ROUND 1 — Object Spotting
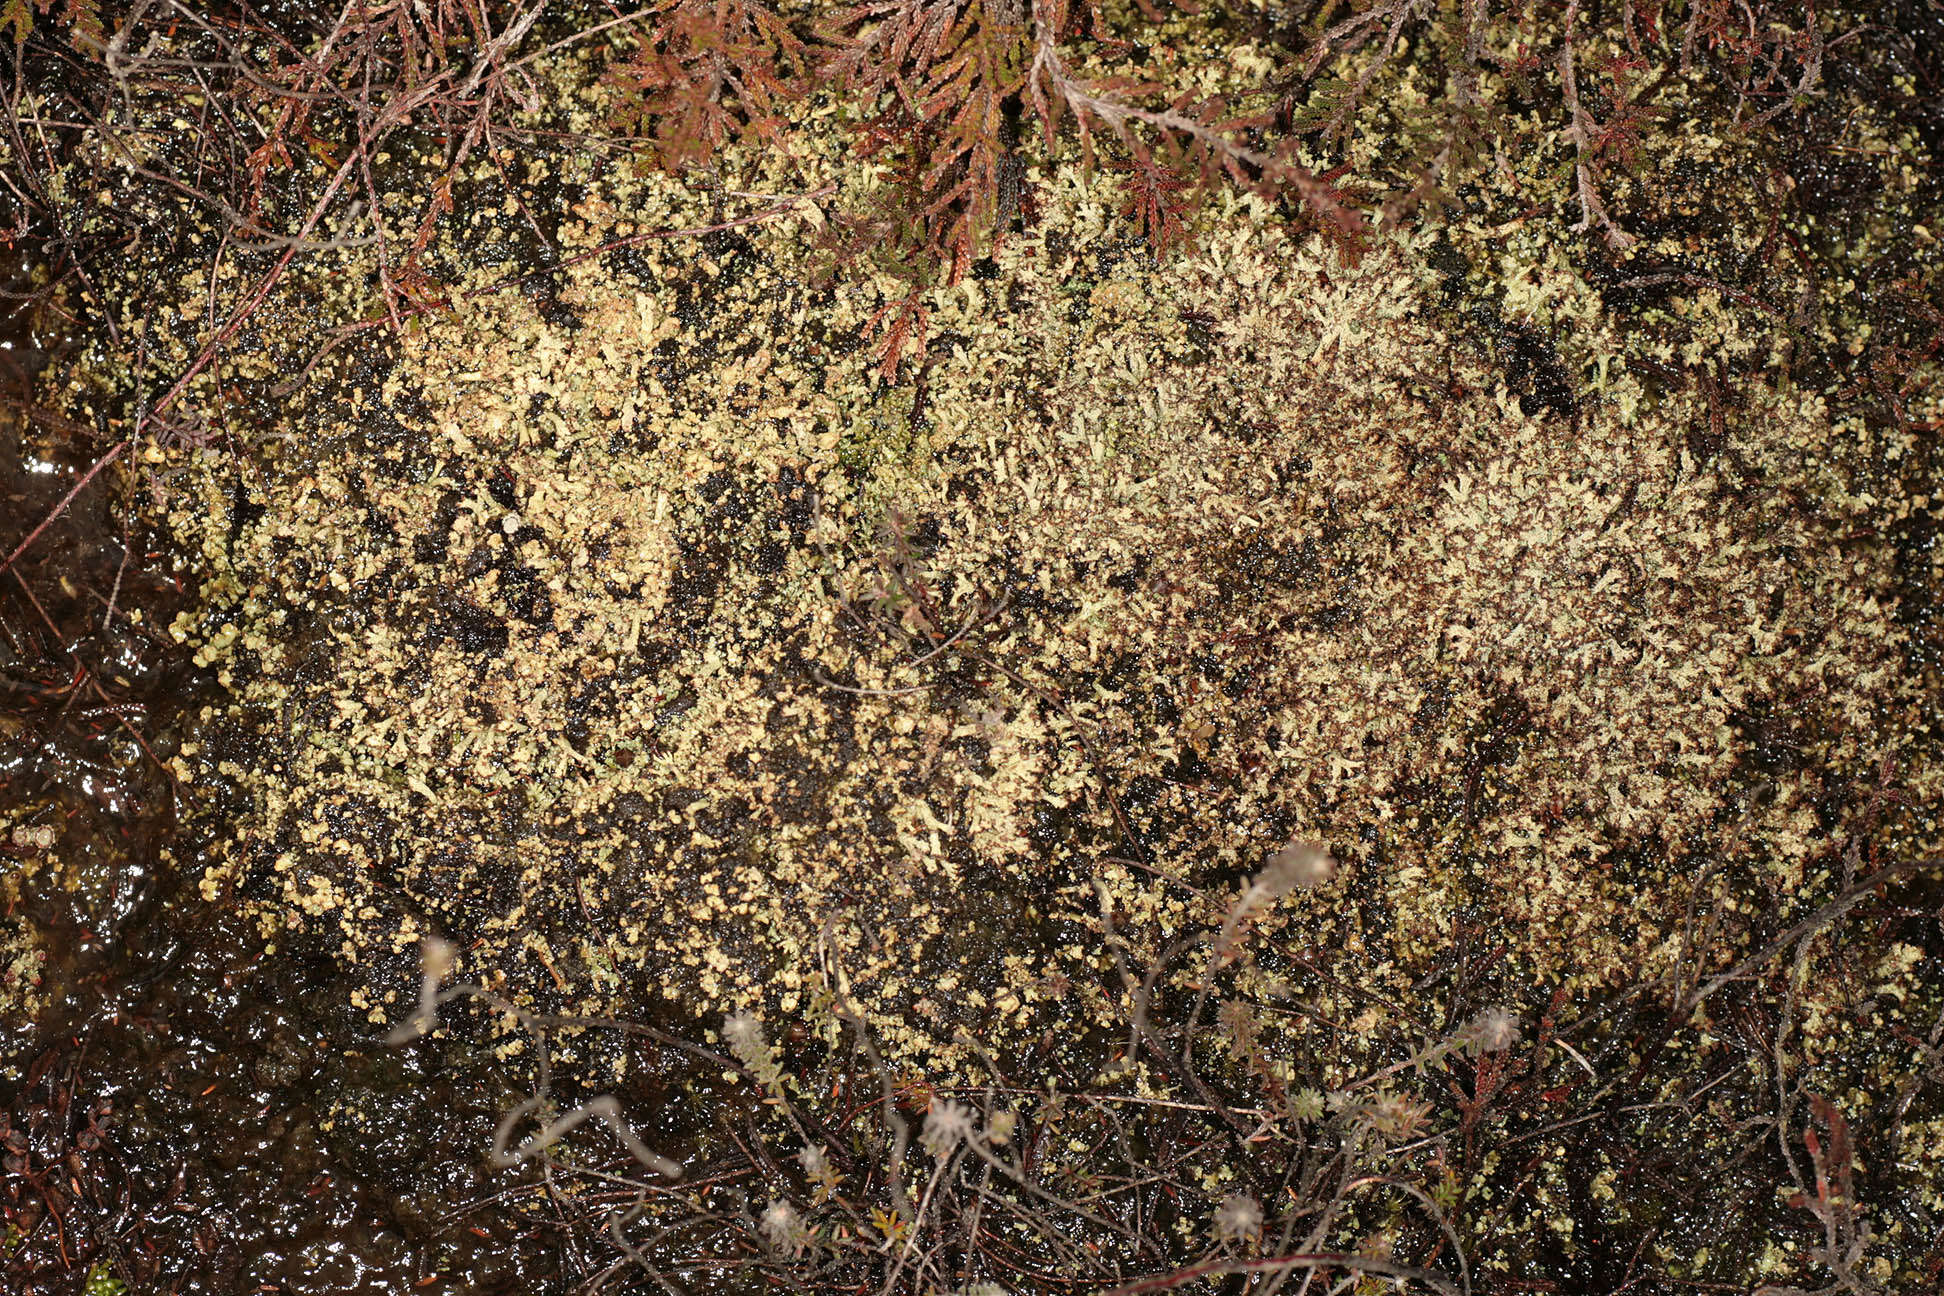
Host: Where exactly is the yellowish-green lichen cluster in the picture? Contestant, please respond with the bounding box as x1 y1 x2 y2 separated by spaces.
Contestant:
132 70 1935 1081
0 820 54 1020
10 3 1944 1288
7 9 1935 1286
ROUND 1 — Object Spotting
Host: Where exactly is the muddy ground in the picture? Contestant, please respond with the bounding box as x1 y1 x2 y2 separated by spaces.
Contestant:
5 5 1944 1295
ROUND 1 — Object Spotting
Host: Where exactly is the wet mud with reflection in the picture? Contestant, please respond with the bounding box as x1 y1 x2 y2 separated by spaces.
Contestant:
0 271 592 1294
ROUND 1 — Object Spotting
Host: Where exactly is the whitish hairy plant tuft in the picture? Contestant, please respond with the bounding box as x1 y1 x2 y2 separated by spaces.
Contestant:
1260 840 1337 894
799 1142 841 1200
1464 1005 1522 1054
760 1199 807 1253
1208 840 1339 968
1213 1193 1263 1242
725 1011 787 1098
920 1099 976 1158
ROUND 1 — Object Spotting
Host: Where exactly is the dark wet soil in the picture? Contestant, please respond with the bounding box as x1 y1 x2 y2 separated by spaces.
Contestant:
0 290 584 1295
0 365 740 1292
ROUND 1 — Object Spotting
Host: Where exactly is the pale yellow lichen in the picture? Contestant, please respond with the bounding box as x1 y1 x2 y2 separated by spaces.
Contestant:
106 36 1936 1095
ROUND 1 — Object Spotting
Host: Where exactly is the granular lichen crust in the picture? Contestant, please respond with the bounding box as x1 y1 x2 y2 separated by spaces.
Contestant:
141 96 1934 1075
0 821 55 1021
12 3 1944 1290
